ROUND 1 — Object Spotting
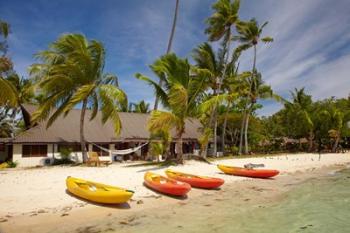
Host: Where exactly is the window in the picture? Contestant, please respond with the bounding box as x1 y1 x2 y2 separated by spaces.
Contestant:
23 145 47 157
92 144 109 156
58 144 83 152
0 144 5 152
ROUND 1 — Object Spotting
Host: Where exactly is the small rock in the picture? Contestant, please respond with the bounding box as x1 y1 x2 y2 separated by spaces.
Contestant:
119 221 128 225
0 218 8 223
61 213 69 217
37 209 46 214
137 200 144 204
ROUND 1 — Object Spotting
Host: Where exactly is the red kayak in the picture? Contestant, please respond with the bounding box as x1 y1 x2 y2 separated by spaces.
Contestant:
218 164 279 178
165 169 224 189
144 171 191 196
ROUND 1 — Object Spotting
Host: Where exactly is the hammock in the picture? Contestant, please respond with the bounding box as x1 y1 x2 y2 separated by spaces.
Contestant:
90 142 148 155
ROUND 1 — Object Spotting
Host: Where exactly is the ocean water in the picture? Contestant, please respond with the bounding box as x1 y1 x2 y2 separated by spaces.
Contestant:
116 169 350 233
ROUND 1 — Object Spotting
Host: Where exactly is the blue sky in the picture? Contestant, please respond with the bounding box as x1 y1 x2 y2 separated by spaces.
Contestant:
1 0 350 115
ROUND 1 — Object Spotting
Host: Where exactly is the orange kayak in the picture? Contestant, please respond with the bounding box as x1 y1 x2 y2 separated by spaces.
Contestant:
218 164 279 178
144 172 191 196
165 169 224 189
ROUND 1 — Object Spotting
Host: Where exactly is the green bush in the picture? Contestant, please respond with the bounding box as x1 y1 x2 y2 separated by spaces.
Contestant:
0 161 18 168
53 148 74 165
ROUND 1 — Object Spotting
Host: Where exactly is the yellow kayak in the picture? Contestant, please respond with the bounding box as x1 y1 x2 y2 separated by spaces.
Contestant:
66 176 134 204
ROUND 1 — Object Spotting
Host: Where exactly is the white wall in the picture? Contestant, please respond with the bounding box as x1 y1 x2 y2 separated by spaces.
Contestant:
11 143 117 167
13 144 49 167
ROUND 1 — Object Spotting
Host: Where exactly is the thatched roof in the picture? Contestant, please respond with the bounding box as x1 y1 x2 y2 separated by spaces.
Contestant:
10 105 201 144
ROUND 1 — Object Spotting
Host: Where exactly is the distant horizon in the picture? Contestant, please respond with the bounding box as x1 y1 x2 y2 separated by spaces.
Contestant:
1 0 350 116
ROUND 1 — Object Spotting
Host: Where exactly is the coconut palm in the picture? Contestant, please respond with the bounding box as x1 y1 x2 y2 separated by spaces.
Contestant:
235 18 273 154
5 74 35 128
242 72 279 153
192 42 224 157
204 0 240 156
154 0 180 110
0 20 17 107
136 53 207 163
131 100 150 113
29 34 127 162
285 88 314 151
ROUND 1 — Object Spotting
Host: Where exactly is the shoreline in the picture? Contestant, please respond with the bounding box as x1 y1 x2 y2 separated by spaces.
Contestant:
0 153 350 232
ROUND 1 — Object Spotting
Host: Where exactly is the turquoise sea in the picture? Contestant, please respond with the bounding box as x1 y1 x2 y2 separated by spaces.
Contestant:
116 168 350 233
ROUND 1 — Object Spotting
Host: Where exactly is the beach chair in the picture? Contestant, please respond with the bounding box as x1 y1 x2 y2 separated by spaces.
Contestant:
86 152 111 167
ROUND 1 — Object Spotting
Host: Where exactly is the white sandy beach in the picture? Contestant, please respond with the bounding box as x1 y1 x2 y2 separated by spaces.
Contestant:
0 153 349 217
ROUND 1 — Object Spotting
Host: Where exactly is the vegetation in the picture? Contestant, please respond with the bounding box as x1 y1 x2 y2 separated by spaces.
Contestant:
29 34 127 162
154 0 180 110
136 53 207 163
0 160 18 169
52 147 75 165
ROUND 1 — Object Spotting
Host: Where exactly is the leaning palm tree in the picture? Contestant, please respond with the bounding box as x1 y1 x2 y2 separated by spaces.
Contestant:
154 0 180 110
204 0 240 156
235 18 273 154
29 34 127 162
136 53 207 163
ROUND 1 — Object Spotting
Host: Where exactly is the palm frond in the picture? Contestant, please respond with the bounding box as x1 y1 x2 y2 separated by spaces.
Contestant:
147 110 180 132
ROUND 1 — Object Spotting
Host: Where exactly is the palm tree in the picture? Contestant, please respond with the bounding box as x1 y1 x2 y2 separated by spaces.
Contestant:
242 72 279 153
0 20 17 107
235 18 273 154
192 42 224 157
154 0 180 110
29 34 127 162
136 53 207 163
285 88 314 151
5 74 35 128
0 20 10 55
204 0 240 156
131 100 150 113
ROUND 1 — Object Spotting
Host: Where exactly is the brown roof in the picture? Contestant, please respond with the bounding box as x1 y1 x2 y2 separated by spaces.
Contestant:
11 105 201 144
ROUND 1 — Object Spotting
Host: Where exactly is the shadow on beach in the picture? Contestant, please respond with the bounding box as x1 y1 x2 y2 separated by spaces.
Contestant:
142 183 188 200
65 190 131 209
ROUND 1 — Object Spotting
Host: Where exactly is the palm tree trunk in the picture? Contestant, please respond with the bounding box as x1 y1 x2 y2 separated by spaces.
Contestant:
176 128 184 164
212 30 232 157
332 132 340 153
308 131 314 152
154 0 180 110
200 89 217 158
80 99 88 162
238 112 245 155
213 117 218 156
244 108 251 154
242 45 257 155
19 104 31 129
244 103 253 154
221 102 231 154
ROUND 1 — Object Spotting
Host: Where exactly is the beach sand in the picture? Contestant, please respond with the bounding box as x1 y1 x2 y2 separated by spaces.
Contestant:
0 153 349 233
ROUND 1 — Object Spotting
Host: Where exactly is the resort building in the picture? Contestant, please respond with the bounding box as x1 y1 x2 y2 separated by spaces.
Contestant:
0 105 201 167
